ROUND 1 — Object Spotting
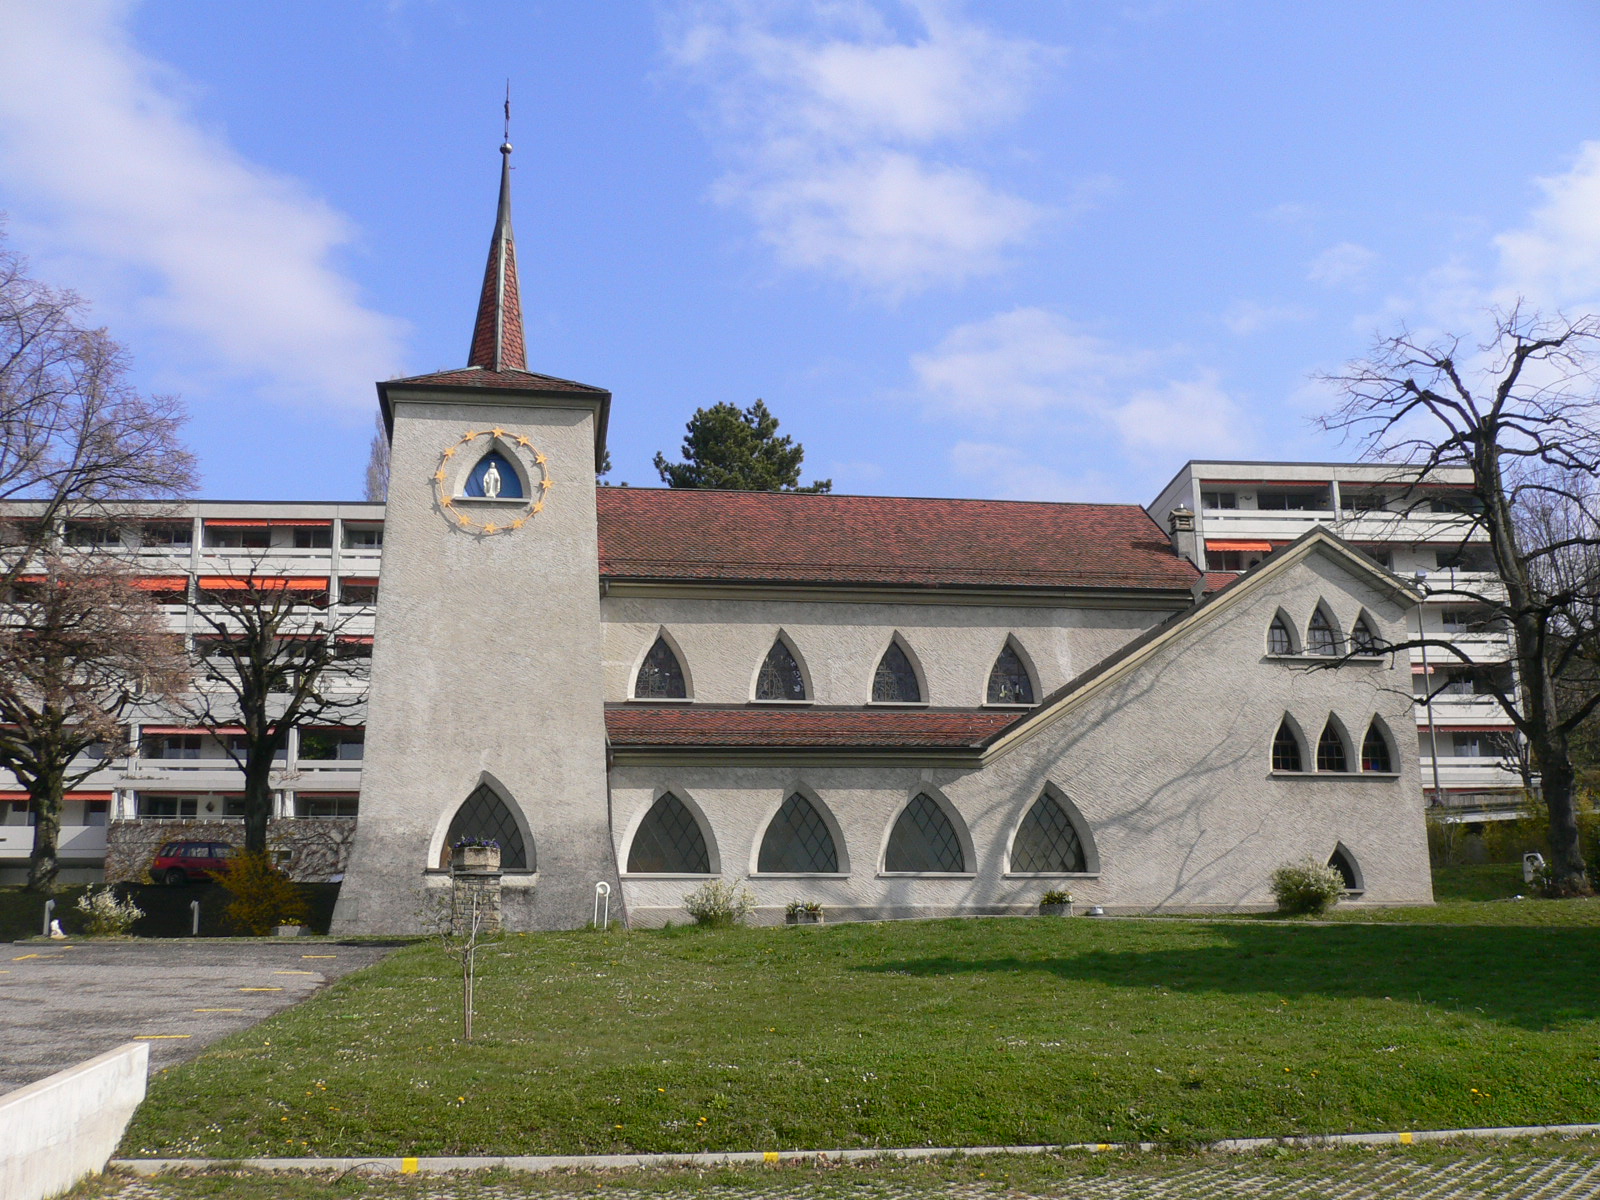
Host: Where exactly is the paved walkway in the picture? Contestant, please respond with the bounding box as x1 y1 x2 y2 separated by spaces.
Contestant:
0 939 395 1091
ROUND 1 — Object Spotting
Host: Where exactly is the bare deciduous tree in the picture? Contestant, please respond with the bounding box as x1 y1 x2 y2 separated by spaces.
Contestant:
1321 305 1600 895
364 413 390 502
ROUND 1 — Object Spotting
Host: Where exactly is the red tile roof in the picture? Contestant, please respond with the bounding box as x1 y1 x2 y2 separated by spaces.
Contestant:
387 366 607 393
1200 571 1239 595
596 489 1199 591
605 706 1017 748
467 148 527 374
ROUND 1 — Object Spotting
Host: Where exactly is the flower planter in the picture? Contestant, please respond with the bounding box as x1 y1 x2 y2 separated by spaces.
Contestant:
274 924 306 937
785 910 824 925
452 844 501 874
1039 902 1074 918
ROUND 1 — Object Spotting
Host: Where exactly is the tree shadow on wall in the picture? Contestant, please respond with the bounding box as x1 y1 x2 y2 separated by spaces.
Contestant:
859 922 1600 1033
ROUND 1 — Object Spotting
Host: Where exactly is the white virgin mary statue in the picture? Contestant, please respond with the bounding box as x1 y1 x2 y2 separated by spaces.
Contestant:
481 460 502 498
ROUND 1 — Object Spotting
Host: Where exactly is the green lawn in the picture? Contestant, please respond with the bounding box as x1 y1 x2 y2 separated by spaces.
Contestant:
123 911 1600 1160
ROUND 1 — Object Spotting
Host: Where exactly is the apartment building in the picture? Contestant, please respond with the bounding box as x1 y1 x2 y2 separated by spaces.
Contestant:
1150 461 1523 816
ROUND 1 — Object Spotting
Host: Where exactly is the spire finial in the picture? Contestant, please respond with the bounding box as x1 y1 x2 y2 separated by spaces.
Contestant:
501 80 511 154
467 97 527 374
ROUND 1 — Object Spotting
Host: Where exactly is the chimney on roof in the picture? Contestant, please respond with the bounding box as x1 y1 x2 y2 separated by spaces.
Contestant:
466 139 528 373
1167 506 1202 569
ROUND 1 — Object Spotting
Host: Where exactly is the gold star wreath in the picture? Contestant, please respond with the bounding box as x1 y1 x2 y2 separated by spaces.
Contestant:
432 429 551 535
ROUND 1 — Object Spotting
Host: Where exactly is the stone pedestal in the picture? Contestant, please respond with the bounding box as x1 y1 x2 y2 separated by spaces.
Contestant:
450 847 502 936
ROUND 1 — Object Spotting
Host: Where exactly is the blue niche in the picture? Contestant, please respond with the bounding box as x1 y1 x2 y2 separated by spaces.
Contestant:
463 451 523 499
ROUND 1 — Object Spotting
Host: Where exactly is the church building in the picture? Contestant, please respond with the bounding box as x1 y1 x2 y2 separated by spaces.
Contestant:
328 142 1433 933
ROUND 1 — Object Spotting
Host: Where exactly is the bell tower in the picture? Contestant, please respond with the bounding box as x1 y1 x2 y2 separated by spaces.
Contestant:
331 138 618 933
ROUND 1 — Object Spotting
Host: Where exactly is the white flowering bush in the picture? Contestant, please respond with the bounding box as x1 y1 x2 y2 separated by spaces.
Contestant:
74 886 144 936
1269 858 1346 916
683 877 756 928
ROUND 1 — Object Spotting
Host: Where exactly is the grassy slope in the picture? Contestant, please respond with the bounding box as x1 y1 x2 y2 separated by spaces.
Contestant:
124 911 1600 1159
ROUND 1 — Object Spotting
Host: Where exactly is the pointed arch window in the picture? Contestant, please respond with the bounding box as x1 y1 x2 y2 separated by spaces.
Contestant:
1361 722 1393 772
626 792 711 874
1272 720 1304 772
1306 609 1339 656
987 644 1035 704
1350 615 1379 655
635 637 687 699
872 641 921 703
1010 792 1087 873
445 783 530 869
1316 720 1349 772
1267 615 1294 656
755 640 807 701
757 793 839 873
464 451 523 499
885 794 966 873
1328 846 1359 890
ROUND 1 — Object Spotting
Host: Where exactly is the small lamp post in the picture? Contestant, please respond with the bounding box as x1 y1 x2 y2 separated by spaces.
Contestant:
1415 569 1445 805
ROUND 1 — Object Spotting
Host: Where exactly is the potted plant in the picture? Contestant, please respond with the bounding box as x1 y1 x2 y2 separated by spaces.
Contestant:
451 838 501 873
1039 888 1074 917
785 899 824 925
274 919 307 937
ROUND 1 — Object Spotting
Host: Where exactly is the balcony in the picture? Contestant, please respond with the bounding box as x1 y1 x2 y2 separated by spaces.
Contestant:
0 824 107 861
1199 507 1484 545
1419 694 1514 724
1409 633 1512 665
1420 756 1525 789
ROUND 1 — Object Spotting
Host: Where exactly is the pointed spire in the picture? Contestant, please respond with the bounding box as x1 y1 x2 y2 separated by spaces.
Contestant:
466 134 528 373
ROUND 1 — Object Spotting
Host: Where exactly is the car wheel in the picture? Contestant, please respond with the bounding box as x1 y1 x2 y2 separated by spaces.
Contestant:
164 868 188 886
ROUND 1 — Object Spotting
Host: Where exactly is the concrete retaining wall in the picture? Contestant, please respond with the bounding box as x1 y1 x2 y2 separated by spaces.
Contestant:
0 1041 148 1200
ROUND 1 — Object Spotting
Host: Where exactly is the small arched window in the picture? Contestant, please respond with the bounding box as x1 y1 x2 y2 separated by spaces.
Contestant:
885 794 966 872
464 451 523 499
755 640 807 701
1361 722 1393 772
445 783 530 869
1350 615 1379 655
1009 792 1087 873
987 643 1035 704
1272 720 1303 772
634 637 687 699
757 793 839 873
1267 615 1294 656
1306 609 1339 656
1316 720 1349 772
626 793 711 874
1328 845 1359 890
872 641 921 703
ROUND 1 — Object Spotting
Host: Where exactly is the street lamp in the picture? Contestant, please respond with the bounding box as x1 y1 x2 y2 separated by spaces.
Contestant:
1415 569 1444 805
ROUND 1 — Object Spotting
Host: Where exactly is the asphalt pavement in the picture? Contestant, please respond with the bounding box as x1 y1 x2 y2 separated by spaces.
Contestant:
0 939 396 1092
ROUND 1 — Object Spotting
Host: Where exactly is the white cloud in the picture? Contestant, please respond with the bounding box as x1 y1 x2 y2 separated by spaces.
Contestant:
1494 140 1600 309
1307 241 1379 288
1110 372 1241 456
666 0 1054 295
0 0 406 414
1222 300 1312 336
946 441 1103 502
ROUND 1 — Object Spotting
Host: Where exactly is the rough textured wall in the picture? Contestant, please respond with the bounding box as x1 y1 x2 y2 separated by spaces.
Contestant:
104 818 354 884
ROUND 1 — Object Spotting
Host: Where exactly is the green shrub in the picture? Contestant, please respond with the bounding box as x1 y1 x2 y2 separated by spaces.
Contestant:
216 851 310 935
1270 858 1346 916
73 886 143 936
1040 888 1074 906
682 877 756 928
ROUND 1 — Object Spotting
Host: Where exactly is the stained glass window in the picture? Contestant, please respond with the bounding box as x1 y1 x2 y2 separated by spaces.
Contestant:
445 784 530 869
1361 723 1393 772
1317 721 1349 772
1272 720 1303 771
464 452 523 498
1328 846 1358 890
756 640 807 701
885 794 966 872
757 793 839 873
635 637 687 699
987 644 1034 704
1350 615 1379 654
626 792 711 874
1010 792 1086 873
872 641 921 703
1306 609 1339 656
1267 615 1293 655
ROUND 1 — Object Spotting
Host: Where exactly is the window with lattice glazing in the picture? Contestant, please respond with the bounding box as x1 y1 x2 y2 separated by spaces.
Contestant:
1306 609 1339 656
757 793 839 873
987 644 1034 704
446 784 530 869
1272 720 1303 771
1010 792 1086 873
885 793 966 872
1317 721 1349 771
1267 616 1293 655
1361 723 1393 772
1350 615 1379 654
626 792 711 874
872 641 921 703
635 637 687 699
755 640 807 701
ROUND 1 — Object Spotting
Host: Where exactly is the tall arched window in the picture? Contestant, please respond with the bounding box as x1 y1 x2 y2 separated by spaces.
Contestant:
445 783 530 869
1267 615 1294 655
1009 792 1087 873
1306 609 1339 656
634 637 687 699
1317 720 1349 772
626 792 711 874
872 641 921 703
987 643 1035 704
885 794 966 872
1361 721 1393 772
755 640 807 701
464 451 524 498
1350 614 1379 654
757 793 839 873
1272 720 1304 772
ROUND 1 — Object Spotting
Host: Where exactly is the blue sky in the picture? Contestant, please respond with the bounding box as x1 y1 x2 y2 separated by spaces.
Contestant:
1 1 1598 503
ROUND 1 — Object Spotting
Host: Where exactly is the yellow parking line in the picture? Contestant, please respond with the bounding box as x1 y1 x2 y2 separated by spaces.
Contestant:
194 1008 243 1013
274 970 316 975
239 987 283 992
12 953 39 960
301 954 336 959
135 1034 192 1040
